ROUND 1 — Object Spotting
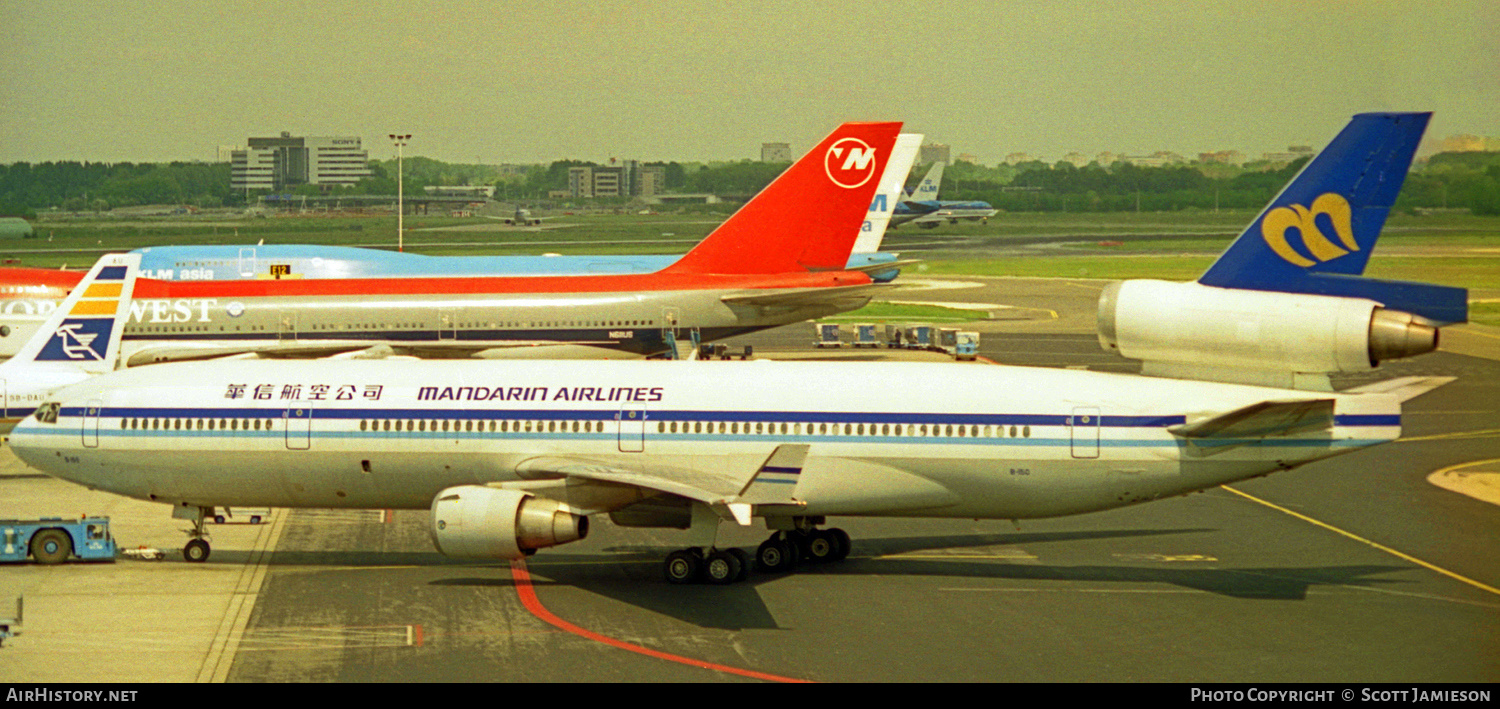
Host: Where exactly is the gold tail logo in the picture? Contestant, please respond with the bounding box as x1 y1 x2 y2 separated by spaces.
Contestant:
1260 193 1357 267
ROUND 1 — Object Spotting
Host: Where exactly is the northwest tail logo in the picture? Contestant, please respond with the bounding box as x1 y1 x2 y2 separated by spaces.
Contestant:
825 138 878 189
1261 193 1357 267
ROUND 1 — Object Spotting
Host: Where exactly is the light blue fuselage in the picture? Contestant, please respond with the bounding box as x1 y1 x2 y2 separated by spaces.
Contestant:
134 245 901 283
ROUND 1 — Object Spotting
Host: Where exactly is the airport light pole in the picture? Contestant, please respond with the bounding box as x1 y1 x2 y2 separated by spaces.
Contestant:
389 133 411 251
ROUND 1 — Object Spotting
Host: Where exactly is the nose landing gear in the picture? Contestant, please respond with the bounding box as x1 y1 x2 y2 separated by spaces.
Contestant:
173 504 213 563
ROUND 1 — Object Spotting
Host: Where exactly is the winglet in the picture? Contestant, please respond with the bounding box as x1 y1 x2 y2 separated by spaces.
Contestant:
664 122 902 275
8 253 140 373
734 444 810 505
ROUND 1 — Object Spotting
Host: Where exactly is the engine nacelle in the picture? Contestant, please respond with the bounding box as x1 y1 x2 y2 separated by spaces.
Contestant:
1098 280 1437 389
429 485 588 560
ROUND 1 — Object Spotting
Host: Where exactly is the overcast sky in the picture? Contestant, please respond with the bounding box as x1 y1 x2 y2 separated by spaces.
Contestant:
2 1 1495 165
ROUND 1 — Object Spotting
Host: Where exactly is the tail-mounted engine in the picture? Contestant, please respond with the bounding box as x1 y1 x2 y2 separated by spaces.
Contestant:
429 485 589 560
1097 280 1438 390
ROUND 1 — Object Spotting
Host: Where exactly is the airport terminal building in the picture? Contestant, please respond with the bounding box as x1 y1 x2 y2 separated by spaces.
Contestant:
230 133 373 192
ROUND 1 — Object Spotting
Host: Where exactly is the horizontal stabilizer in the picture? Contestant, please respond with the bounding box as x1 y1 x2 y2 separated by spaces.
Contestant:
845 259 923 276
1171 398 1335 441
1341 376 1454 402
1289 273 1467 326
721 283 884 308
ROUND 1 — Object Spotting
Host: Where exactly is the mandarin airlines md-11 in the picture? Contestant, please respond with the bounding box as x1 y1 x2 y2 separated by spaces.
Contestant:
10 113 1463 584
0 123 906 365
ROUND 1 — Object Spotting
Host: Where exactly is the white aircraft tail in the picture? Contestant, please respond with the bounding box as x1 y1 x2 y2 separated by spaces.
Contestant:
852 133 923 255
4 253 141 375
908 161 945 202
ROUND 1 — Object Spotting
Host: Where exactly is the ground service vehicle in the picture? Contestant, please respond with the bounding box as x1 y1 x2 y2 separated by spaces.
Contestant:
1 516 116 564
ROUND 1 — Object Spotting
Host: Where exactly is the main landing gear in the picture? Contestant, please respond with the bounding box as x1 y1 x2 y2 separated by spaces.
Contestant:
663 547 752 585
755 525 851 573
661 515 851 585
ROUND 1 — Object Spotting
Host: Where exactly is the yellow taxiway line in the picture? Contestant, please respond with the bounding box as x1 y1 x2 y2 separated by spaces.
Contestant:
1221 485 1499 598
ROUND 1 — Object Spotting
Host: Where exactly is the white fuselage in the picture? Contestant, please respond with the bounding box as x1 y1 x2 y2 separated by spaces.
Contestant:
10 359 1400 521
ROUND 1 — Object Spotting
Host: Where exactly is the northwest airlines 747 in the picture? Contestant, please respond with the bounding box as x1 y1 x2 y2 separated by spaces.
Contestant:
9 113 1460 585
0 123 904 365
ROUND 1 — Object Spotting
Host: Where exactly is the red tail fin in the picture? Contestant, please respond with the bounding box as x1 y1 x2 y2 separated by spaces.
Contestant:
665 122 902 275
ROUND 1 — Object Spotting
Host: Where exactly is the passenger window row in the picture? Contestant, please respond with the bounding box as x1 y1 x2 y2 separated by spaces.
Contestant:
113 416 1036 440
654 420 1032 438
122 417 276 431
357 419 608 434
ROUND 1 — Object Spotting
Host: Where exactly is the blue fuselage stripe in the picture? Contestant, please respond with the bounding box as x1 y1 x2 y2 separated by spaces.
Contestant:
63 406 1201 428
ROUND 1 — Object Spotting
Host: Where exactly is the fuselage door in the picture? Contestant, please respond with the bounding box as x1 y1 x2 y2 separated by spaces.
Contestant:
618 404 646 453
1070 406 1100 459
238 248 256 278
0 378 7 420
439 309 457 341
661 307 680 337
285 403 311 450
82 399 102 449
278 310 297 343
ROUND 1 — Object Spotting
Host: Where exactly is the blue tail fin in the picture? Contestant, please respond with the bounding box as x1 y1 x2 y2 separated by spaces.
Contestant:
12 253 141 371
1198 112 1466 325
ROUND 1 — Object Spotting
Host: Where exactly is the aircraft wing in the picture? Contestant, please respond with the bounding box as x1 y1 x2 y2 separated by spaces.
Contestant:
514 446 811 525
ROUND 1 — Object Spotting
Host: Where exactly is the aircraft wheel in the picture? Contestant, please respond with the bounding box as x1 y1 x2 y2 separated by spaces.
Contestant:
728 548 751 582
756 536 799 573
664 549 701 584
827 528 852 562
30 529 72 565
801 529 837 563
704 550 743 585
183 538 211 563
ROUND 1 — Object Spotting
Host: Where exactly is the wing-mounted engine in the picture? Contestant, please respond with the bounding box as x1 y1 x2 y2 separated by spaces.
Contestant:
1097 280 1438 391
429 485 588 560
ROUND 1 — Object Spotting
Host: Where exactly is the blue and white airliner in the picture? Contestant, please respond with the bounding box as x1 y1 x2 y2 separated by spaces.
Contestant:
889 161 998 229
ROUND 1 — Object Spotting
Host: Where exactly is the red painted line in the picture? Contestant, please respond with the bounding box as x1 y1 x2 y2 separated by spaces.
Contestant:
412 624 424 648
509 559 811 683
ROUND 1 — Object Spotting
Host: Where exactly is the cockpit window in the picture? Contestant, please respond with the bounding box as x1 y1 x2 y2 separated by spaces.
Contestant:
35 402 61 424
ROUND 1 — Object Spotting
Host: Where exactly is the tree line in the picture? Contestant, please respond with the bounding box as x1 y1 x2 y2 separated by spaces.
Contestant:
3 152 1498 220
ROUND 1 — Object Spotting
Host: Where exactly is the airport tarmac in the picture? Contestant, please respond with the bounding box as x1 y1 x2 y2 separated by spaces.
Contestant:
0 276 1495 683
